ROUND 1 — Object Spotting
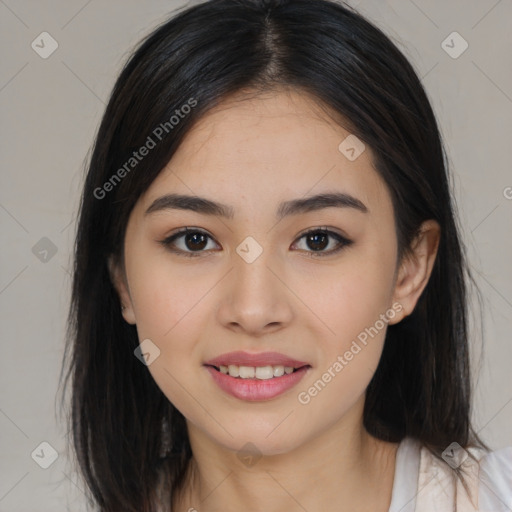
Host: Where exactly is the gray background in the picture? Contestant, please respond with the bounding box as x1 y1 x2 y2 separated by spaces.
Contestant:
1 0 511 510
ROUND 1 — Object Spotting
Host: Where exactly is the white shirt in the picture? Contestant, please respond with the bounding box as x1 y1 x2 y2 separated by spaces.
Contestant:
388 437 512 511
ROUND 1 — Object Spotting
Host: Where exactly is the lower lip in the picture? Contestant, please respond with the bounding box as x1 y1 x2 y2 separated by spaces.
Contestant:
205 365 310 401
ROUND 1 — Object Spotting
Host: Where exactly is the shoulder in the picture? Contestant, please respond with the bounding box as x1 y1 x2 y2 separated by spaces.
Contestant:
389 438 512 512
417 442 512 512
477 445 512 511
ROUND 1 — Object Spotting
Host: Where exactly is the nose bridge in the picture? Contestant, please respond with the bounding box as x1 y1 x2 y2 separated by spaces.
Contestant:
216 232 293 333
233 233 280 295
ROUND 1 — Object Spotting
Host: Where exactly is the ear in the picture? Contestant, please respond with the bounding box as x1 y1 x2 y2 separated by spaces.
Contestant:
388 220 440 325
108 255 136 325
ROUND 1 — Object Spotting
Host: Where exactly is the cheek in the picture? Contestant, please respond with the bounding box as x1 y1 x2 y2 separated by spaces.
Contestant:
126 262 210 421
124 245 218 398
126 245 211 340
294 288 391 437
304 268 391 384
299 246 396 347
293 240 396 414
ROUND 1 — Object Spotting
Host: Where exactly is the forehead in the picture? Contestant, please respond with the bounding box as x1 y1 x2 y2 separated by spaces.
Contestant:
140 89 392 217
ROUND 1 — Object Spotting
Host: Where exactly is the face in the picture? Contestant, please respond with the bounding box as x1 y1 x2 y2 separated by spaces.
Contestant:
113 89 419 456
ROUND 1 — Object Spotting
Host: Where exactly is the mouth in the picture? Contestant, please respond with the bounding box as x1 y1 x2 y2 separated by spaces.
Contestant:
203 353 312 401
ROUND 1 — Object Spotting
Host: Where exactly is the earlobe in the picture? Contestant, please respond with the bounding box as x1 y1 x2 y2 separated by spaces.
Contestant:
107 255 137 325
388 220 440 325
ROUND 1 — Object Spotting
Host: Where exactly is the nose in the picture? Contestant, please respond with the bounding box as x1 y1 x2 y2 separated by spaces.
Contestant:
215 245 294 336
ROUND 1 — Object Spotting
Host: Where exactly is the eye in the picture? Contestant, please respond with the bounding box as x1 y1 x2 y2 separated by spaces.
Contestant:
159 226 353 258
159 227 219 258
292 228 353 258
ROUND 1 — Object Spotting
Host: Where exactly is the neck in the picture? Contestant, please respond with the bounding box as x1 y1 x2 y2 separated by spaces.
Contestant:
172 399 399 512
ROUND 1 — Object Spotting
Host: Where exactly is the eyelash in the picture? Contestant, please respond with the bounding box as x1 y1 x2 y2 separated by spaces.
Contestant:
158 227 353 259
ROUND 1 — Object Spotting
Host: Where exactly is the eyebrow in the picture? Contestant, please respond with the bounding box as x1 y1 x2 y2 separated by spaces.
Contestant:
145 191 368 219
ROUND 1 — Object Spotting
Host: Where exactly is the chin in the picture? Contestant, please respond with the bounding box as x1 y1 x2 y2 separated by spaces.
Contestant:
204 424 305 458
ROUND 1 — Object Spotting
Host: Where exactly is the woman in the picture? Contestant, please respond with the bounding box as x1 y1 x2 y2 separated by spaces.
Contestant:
60 0 512 510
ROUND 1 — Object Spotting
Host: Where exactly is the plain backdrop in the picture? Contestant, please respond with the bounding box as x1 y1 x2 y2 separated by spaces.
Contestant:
0 0 511 510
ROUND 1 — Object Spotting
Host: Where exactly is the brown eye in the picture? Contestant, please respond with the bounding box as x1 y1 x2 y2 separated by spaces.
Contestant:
305 231 329 251
292 228 353 258
159 228 219 257
183 231 208 251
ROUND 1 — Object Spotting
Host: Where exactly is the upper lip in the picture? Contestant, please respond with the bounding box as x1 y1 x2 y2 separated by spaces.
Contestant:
204 351 310 368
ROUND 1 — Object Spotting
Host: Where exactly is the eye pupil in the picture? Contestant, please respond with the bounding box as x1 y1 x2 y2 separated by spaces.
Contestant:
185 232 207 251
307 232 328 251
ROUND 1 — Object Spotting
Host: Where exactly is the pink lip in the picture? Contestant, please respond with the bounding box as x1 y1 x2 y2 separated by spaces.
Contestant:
204 351 309 368
205 365 310 401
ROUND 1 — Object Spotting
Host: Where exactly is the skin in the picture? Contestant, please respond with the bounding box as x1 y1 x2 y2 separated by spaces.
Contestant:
110 88 440 511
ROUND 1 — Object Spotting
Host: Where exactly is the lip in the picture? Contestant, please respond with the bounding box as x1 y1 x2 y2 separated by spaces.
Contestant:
205 365 310 401
204 351 309 368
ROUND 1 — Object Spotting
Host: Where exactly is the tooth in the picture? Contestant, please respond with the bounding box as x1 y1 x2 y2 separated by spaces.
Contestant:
239 366 256 378
222 364 299 378
273 365 285 377
255 366 274 379
228 364 240 377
